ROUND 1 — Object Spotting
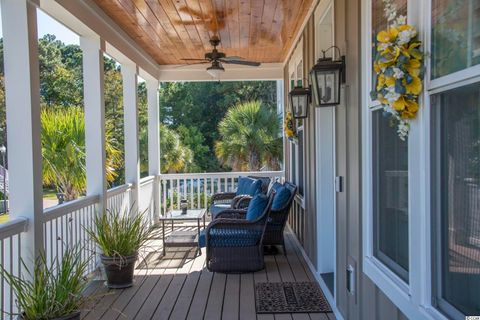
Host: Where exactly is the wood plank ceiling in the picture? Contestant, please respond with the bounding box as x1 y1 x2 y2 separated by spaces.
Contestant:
92 0 314 65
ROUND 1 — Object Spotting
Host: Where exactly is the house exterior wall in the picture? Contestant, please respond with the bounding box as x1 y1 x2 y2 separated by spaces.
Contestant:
283 0 408 319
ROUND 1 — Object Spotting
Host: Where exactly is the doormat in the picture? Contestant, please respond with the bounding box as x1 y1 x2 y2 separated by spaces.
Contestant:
255 282 332 314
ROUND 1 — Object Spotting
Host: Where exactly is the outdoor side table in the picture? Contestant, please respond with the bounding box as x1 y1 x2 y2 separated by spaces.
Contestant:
159 209 206 256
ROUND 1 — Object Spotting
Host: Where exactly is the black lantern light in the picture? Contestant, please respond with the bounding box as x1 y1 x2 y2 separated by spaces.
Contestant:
310 46 345 107
289 80 311 119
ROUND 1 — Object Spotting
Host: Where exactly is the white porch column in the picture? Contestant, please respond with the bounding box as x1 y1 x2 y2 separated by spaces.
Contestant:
146 79 160 220
122 63 140 212
1 0 43 259
80 36 107 211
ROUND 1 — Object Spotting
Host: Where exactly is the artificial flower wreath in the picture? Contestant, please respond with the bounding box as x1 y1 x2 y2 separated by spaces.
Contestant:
284 112 296 140
370 0 424 140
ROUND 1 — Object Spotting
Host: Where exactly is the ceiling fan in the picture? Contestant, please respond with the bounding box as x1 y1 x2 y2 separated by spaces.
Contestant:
181 36 261 78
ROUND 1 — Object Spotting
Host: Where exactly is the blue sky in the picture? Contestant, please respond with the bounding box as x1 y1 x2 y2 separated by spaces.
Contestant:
0 8 79 45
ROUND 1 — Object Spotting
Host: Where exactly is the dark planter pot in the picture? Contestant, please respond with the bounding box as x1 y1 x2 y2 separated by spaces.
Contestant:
101 253 138 289
21 311 80 320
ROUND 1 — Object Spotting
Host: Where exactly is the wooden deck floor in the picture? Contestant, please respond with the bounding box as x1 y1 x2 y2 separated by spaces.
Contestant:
81 226 336 320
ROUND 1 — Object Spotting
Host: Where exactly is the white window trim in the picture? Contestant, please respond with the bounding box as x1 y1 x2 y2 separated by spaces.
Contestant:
363 0 480 319
289 39 306 206
361 0 451 319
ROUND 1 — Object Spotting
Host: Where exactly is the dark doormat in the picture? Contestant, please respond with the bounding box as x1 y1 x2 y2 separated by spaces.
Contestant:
255 282 332 314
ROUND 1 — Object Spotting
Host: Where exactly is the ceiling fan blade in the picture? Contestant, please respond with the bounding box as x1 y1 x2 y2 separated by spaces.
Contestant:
174 62 210 68
220 59 261 67
181 58 209 61
222 56 245 61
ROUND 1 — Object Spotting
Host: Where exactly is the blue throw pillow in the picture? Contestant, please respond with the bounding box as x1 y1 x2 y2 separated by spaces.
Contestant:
272 185 292 210
236 176 256 195
271 182 283 193
247 179 263 196
246 193 269 221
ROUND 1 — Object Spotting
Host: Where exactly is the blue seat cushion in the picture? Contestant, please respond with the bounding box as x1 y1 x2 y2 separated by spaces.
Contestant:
272 185 292 210
198 228 261 248
209 203 231 218
245 193 269 221
236 177 262 196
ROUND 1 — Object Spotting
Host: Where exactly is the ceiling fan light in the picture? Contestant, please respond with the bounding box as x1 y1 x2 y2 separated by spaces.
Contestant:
207 62 225 78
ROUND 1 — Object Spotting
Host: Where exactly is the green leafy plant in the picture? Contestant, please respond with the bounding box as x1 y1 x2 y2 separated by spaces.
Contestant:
215 100 282 171
41 107 121 200
85 208 156 258
0 247 88 319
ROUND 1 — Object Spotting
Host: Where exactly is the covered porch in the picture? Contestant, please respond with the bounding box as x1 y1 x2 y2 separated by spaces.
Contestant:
0 0 332 319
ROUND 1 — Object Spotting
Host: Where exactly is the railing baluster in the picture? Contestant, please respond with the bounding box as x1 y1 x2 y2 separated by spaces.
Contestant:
1 238 4 320
190 178 194 208
8 236 13 318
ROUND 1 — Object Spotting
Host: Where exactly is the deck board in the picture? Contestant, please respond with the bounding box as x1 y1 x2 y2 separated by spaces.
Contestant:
83 227 335 320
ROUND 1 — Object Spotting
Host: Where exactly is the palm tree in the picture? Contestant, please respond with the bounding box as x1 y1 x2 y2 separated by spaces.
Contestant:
160 125 193 173
41 107 121 201
215 101 282 171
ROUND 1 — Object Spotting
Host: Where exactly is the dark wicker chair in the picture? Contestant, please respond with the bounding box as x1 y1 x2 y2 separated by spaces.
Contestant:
205 192 274 273
215 182 297 255
209 176 271 217
263 182 297 254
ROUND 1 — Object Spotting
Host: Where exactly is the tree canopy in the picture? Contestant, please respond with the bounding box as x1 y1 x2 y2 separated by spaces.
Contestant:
215 101 282 171
0 34 283 200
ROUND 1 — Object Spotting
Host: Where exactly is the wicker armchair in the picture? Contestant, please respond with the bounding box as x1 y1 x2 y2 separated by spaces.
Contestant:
209 176 271 218
205 192 274 273
215 182 297 255
263 182 297 254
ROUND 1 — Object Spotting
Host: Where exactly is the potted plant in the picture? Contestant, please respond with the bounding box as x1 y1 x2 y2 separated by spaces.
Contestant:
85 208 155 289
0 247 88 320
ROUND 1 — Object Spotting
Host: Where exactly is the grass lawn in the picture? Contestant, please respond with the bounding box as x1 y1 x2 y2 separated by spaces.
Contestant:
0 214 9 224
43 188 58 200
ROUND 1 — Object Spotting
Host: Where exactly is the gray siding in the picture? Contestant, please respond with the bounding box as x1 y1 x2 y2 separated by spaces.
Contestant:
283 0 409 319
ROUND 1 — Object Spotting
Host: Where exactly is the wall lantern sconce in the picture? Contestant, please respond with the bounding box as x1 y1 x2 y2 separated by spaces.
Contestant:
310 46 346 107
289 83 311 119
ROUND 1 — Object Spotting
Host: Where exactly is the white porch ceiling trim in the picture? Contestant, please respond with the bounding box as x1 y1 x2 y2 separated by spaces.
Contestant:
40 0 160 80
157 63 284 82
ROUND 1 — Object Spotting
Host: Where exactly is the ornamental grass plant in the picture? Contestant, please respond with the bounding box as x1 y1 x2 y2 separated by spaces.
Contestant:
85 207 155 258
0 247 89 320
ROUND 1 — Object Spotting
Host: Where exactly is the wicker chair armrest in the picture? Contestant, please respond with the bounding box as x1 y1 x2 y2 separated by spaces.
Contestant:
233 195 253 209
211 192 237 203
215 209 248 220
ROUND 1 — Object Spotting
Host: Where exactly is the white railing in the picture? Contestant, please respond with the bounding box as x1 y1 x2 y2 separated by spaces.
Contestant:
0 218 27 320
158 171 284 216
43 195 99 276
106 183 132 214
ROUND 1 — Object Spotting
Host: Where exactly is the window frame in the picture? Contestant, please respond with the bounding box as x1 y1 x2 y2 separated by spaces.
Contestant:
362 0 480 319
288 39 306 203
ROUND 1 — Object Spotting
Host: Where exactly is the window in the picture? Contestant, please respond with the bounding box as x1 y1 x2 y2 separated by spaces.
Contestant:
431 0 480 79
289 40 305 198
432 82 480 319
372 110 409 282
368 0 409 282
371 0 407 87
362 1 480 319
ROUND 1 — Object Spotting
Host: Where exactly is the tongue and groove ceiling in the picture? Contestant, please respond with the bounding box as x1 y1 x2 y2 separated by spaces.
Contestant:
92 0 314 65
